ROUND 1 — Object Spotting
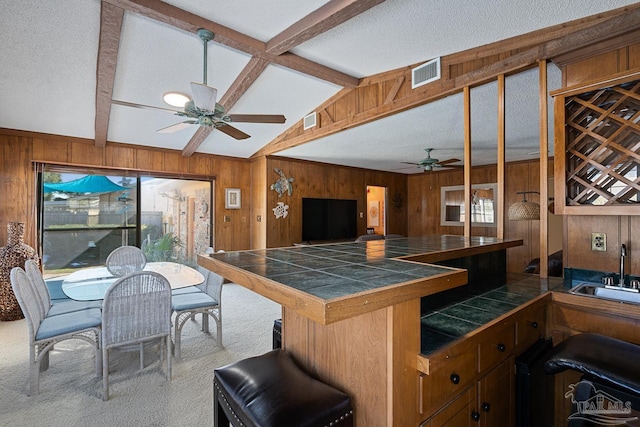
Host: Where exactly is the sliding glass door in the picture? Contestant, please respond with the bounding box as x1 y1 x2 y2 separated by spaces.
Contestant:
139 177 212 265
41 169 212 277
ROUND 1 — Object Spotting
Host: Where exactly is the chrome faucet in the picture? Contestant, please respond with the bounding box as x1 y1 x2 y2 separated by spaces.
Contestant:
620 244 627 287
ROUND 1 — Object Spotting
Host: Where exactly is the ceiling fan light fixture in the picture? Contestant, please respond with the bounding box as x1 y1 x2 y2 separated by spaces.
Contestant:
163 92 190 108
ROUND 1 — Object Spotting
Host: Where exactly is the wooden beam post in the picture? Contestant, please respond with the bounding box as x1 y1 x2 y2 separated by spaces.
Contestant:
497 75 505 240
539 60 549 278
464 86 472 238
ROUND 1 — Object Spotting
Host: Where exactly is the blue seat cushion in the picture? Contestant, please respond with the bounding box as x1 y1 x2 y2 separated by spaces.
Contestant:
45 278 67 300
48 299 102 316
172 292 217 311
171 286 201 296
36 308 102 340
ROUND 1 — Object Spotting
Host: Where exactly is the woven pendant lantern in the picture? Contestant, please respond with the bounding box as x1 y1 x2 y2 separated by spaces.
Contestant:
508 191 540 221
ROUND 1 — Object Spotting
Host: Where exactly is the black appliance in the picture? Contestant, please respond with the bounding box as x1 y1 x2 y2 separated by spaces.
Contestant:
516 338 554 427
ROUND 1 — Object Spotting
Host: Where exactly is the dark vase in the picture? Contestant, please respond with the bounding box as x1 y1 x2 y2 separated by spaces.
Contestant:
0 222 40 321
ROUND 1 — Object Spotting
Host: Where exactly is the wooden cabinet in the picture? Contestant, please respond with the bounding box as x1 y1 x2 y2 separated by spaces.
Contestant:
477 357 515 426
418 296 548 426
516 301 546 352
420 386 477 427
419 338 478 417
552 70 640 216
420 355 516 427
478 321 514 372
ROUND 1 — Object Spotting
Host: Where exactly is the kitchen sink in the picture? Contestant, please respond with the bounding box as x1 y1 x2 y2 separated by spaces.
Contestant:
569 283 640 304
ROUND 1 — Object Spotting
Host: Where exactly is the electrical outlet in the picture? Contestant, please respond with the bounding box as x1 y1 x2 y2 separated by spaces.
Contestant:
223 215 231 222
591 232 606 251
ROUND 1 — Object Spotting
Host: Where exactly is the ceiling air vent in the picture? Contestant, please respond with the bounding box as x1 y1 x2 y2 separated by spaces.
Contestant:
303 112 317 130
412 57 441 89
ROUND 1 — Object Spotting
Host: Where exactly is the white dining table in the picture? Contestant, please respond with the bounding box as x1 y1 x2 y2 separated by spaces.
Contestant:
62 262 204 301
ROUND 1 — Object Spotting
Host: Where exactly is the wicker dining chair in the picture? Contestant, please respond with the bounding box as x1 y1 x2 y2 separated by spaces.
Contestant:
10 267 102 396
105 245 147 277
101 270 172 400
171 265 223 359
24 260 101 316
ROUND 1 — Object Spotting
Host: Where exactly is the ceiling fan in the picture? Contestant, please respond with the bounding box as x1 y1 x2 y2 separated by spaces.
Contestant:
401 148 463 171
111 29 286 140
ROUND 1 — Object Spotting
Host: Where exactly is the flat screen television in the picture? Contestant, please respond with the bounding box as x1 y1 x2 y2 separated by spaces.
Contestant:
302 198 357 242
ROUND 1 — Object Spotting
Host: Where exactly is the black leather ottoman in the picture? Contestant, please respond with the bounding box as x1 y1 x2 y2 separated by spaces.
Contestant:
214 349 353 427
272 318 282 349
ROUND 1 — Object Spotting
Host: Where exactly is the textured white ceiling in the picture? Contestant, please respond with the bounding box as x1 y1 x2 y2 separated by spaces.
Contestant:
0 0 637 173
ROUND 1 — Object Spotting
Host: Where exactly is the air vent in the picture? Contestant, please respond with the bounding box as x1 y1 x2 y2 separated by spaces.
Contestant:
412 57 441 89
303 112 316 130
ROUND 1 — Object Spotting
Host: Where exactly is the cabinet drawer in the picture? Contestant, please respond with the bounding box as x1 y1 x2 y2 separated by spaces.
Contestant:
420 385 477 427
420 341 477 417
516 303 546 351
478 321 515 372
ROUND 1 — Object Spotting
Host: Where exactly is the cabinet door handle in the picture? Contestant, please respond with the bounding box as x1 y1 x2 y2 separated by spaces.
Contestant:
496 343 506 352
482 402 491 412
527 321 538 328
450 373 460 384
471 411 480 422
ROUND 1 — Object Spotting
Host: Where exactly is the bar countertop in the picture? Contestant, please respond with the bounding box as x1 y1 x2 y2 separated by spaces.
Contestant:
198 235 523 325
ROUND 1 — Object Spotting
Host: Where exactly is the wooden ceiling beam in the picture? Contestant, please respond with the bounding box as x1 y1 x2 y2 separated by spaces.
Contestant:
219 57 270 112
447 3 640 64
181 126 214 158
95 2 124 148
544 8 640 60
181 57 270 156
104 0 358 88
266 0 385 55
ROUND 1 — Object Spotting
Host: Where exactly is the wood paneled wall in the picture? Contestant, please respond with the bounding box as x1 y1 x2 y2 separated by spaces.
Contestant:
263 157 408 248
407 160 554 273
0 131 252 252
557 42 640 276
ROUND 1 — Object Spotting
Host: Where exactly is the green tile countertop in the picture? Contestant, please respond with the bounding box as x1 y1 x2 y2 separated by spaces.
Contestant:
200 235 522 324
420 274 564 354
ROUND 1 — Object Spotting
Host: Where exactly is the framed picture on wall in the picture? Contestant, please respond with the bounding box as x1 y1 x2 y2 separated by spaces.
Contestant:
225 188 241 209
368 200 379 227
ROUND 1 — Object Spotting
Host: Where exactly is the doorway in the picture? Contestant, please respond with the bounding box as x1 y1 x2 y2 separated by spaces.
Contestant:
366 186 387 236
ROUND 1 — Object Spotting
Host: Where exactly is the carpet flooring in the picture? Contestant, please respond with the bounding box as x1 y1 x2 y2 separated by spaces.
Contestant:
0 283 281 426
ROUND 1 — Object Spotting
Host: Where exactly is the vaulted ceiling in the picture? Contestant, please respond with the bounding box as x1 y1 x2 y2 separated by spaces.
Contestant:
2 0 639 173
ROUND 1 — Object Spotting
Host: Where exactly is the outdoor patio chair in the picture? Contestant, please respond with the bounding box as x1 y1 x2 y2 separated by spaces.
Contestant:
24 260 101 316
105 245 147 277
171 265 223 358
10 266 102 396
101 270 171 400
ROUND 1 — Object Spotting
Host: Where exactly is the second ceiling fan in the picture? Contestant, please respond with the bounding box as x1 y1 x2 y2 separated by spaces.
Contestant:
111 29 286 140
402 148 463 171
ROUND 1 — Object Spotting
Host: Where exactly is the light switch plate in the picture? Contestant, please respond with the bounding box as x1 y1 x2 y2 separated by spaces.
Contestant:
591 232 606 251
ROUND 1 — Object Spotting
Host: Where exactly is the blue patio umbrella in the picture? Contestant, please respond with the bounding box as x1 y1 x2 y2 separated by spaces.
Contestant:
43 175 127 194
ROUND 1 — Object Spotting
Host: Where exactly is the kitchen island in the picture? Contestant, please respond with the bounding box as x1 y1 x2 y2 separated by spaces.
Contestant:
198 235 523 426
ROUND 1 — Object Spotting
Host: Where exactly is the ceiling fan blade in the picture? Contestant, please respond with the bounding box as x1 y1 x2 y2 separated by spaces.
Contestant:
191 82 217 111
111 99 179 114
157 120 197 134
400 162 420 166
228 114 286 124
437 158 462 166
216 123 250 140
